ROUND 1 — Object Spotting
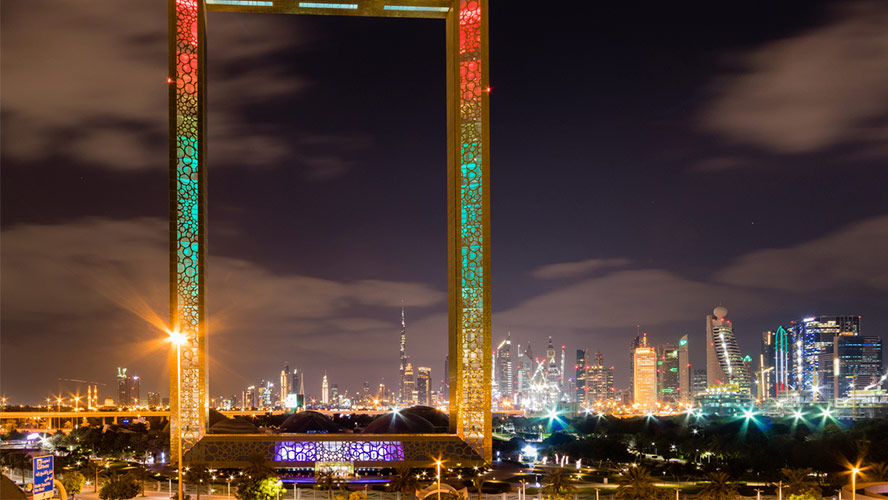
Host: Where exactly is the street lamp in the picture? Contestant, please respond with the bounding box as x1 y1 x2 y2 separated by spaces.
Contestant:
851 468 859 500
435 460 442 500
168 330 187 500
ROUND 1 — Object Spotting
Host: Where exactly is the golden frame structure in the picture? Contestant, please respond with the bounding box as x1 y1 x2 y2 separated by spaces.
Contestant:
169 0 491 463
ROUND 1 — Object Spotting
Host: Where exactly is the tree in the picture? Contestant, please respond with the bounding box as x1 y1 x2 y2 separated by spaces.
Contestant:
541 468 577 500
184 463 213 500
616 466 668 500
0 450 31 485
698 472 739 500
781 468 821 500
349 491 368 500
866 462 888 482
315 468 337 500
236 476 284 500
126 467 152 497
82 459 109 493
242 454 276 480
99 473 142 500
387 466 420 500
61 470 86 499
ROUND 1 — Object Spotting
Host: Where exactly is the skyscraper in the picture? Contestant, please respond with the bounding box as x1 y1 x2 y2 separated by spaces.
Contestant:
516 343 534 398
116 368 140 407
628 334 641 399
774 325 790 397
789 316 860 398
575 349 587 405
404 362 416 405
399 306 409 405
760 331 776 400
633 334 657 408
417 367 431 406
280 365 290 404
496 333 513 399
834 334 882 397
586 352 614 403
692 368 707 397
678 335 690 403
706 306 750 394
321 373 329 405
658 343 680 403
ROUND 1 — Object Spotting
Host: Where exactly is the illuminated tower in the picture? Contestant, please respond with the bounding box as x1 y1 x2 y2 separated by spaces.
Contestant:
321 373 329 405
678 335 690 403
633 334 657 408
560 345 566 393
575 349 587 405
774 325 790 397
495 332 512 399
658 343 679 403
789 315 860 398
399 306 409 405
280 364 289 404
417 367 432 406
404 363 416 405
705 306 750 393
628 334 641 399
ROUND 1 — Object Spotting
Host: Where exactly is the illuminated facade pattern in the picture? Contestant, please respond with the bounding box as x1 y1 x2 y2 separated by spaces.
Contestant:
186 434 483 468
705 307 750 394
171 0 491 461
275 441 404 462
170 0 208 463
447 0 491 461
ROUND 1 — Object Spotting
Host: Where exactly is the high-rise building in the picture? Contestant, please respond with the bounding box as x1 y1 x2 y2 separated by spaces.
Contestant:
404 362 416 405
575 349 587 405
628 334 641 399
417 367 431 406
331 384 339 405
495 333 513 399
634 334 657 408
774 325 790 398
834 334 882 398
116 368 140 407
377 382 386 402
705 306 750 394
243 386 257 409
658 343 680 403
147 392 161 407
516 343 534 398
586 352 614 403
760 331 777 400
321 373 329 405
678 335 690 403
399 306 409 405
560 344 566 393
789 316 860 399
280 365 290 404
692 368 707 398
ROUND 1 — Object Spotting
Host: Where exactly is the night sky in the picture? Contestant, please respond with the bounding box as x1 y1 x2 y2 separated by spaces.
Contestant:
2 1 887 404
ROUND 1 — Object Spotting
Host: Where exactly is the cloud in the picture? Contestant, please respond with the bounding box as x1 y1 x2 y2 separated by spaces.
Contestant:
0 217 445 401
716 215 888 291
531 258 632 279
699 1 888 153
1 0 308 171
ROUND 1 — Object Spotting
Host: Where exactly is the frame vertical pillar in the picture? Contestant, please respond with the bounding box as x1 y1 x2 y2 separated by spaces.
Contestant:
447 0 492 462
169 0 209 462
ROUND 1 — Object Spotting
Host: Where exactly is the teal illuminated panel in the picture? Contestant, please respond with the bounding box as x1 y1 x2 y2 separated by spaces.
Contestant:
298 2 358 8
207 0 273 5
383 5 449 11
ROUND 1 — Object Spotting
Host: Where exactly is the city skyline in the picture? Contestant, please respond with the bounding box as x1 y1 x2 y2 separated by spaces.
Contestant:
5 305 882 407
3 1 888 403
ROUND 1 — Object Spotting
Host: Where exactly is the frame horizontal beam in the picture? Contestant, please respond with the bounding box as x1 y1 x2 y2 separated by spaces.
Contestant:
206 0 451 19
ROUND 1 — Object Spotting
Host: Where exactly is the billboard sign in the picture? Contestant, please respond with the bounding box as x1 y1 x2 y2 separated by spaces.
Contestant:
32 455 54 500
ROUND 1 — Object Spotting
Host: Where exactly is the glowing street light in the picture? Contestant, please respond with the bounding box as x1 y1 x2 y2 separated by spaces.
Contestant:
435 459 443 500
168 329 187 500
851 467 859 500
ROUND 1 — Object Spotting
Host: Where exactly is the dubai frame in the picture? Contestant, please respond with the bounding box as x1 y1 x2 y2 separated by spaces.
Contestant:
169 0 492 462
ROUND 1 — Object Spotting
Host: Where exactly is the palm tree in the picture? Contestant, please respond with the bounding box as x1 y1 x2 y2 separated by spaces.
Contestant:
616 466 666 500
781 468 820 500
184 463 213 500
243 453 276 479
698 472 739 500
541 468 577 500
125 467 151 497
316 467 337 500
866 463 888 482
387 466 420 500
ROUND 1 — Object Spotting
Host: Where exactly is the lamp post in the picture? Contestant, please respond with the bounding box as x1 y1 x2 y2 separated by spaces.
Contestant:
851 468 859 500
169 330 187 500
435 460 442 500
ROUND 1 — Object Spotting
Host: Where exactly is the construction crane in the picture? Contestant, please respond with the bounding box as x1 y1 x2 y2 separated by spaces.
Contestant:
58 378 106 386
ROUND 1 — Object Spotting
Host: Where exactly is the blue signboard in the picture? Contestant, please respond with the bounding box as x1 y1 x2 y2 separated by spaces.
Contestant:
32 455 53 500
